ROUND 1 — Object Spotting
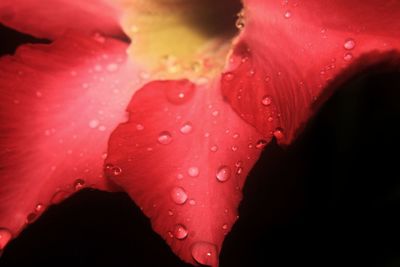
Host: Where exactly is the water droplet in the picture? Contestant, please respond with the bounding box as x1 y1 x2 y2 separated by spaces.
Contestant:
210 145 218 152
158 131 172 145
216 165 231 182
106 63 118 72
0 228 12 250
168 210 174 216
231 145 238 152
136 124 144 130
284 10 292 19
232 133 240 139
177 173 184 180
188 167 199 177
173 224 188 240
93 32 106 43
261 95 272 106
222 72 234 82
180 122 193 134
35 203 44 212
344 52 353 61
344 38 356 50
89 119 99 129
236 167 243 175
111 166 122 176
189 199 196 206
191 241 218 267
255 139 268 149
235 11 245 29
222 224 228 230
168 231 174 238
74 179 85 190
51 190 69 204
26 212 37 223
273 128 285 140
170 186 188 205
212 110 219 117
166 83 195 104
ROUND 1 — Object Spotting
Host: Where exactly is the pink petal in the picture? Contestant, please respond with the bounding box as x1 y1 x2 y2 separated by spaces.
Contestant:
222 0 400 144
105 79 265 266
0 0 124 39
0 32 143 247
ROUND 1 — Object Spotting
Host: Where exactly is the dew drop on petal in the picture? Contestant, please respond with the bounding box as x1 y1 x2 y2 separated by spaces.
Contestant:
222 72 234 82
26 213 37 224
0 228 12 250
106 63 118 72
173 224 188 240
273 128 285 140
158 131 172 145
170 186 188 205
236 167 243 175
191 241 218 267
261 95 272 106
284 10 292 19
180 122 193 134
51 190 69 204
344 38 356 50
168 210 174 216
74 179 85 190
166 83 195 104
255 139 268 149
210 145 218 152
216 165 231 182
136 124 144 131
222 224 228 230
35 203 45 213
188 167 200 177
89 119 99 129
344 52 353 61
189 199 196 206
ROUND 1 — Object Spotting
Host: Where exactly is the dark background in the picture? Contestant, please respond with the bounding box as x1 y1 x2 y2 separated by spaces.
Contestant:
0 24 399 267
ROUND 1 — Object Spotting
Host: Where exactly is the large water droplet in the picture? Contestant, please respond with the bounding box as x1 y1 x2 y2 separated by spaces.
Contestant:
180 122 193 134
0 228 12 250
170 186 188 205
261 95 272 106
216 165 231 182
344 38 356 50
158 131 172 145
173 224 188 240
191 241 219 267
188 167 199 177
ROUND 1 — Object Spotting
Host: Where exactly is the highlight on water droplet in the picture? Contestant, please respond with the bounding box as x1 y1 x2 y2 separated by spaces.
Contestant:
188 166 200 177
74 178 85 191
35 203 45 213
173 224 188 240
273 127 285 140
170 186 188 205
261 95 272 106
344 38 356 50
111 166 122 176
284 10 292 19
180 122 193 134
216 165 231 182
191 241 219 267
222 224 228 230
136 124 144 131
0 228 12 250
158 131 172 145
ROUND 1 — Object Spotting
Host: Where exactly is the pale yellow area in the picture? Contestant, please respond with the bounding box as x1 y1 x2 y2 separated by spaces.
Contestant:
112 0 242 80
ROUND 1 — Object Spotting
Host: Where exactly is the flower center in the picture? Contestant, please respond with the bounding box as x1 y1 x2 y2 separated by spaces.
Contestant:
118 0 243 81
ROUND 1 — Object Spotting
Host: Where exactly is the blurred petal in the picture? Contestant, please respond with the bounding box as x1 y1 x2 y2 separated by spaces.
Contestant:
0 32 143 244
0 0 124 39
222 0 400 143
105 79 265 266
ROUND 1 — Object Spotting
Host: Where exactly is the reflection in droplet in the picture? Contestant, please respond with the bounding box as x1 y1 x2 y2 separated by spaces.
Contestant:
216 165 231 182
173 224 188 240
191 241 218 267
170 186 188 205
35 203 45 213
158 131 172 145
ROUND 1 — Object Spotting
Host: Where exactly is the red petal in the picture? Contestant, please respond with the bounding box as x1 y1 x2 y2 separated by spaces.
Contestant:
0 32 143 247
222 0 400 144
105 79 265 266
0 0 123 39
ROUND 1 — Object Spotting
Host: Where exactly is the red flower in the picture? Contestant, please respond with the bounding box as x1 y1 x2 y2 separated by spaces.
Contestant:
0 0 399 266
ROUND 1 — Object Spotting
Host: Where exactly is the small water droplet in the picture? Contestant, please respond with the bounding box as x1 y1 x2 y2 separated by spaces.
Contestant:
35 203 45 212
180 122 193 134
166 83 195 104
232 133 240 139
261 95 272 106
222 72 234 82
255 139 268 149
74 179 85 190
344 38 356 50
173 224 188 240
189 199 196 206
26 212 37 224
89 119 99 129
51 190 69 204
344 52 353 61
216 165 231 182
188 167 199 177
0 228 12 250
158 131 172 145
212 110 219 117
136 124 144 131
168 210 174 216
284 10 292 19
106 63 118 72
191 241 218 267
222 224 228 230
231 145 238 152
273 128 285 140
236 11 245 29
177 173 184 180
236 167 243 175
210 145 218 152
170 186 188 204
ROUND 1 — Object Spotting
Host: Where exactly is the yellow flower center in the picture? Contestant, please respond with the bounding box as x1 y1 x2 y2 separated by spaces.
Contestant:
115 0 243 81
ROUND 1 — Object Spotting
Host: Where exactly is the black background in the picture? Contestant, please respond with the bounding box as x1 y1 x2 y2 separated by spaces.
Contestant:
0 24 399 267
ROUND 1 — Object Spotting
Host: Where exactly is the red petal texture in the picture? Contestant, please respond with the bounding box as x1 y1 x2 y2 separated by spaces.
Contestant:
0 0 123 39
223 0 400 144
0 32 143 246
105 79 265 266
